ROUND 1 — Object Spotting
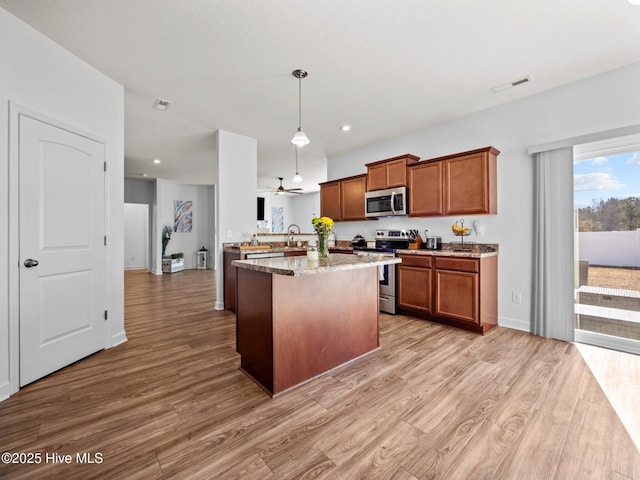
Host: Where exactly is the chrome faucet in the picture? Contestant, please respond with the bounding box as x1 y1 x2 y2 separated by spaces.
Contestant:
286 224 301 246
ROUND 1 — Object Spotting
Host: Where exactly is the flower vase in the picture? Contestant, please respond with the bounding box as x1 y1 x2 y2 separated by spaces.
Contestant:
317 234 329 259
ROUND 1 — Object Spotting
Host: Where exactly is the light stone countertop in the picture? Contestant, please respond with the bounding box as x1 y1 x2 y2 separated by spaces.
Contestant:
232 253 400 276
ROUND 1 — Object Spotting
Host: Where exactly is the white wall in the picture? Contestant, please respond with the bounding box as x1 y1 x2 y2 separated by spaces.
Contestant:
124 204 149 270
0 7 125 399
155 180 214 271
579 230 640 267
215 130 257 309
292 192 321 234
325 61 640 332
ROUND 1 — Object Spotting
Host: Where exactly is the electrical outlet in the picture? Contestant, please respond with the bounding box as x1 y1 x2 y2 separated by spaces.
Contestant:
512 291 522 304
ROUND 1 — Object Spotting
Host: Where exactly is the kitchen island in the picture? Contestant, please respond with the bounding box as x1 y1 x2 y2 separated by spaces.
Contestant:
232 253 401 396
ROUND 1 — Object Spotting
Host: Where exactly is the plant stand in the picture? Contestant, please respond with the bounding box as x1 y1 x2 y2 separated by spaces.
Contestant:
162 258 184 273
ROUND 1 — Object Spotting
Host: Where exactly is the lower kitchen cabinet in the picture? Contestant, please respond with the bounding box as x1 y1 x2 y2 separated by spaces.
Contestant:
434 266 478 324
397 255 432 313
224 251 241 312
397 253 497 334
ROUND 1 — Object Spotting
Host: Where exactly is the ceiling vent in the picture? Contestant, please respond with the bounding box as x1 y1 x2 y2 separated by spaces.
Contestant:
491 75 533 94
152 98 172 111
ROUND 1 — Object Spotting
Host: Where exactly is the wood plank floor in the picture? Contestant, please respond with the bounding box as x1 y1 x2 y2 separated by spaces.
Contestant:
1 269 639 479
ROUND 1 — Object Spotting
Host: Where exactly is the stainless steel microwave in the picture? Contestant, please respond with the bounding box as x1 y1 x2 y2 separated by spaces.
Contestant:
365 186 408 217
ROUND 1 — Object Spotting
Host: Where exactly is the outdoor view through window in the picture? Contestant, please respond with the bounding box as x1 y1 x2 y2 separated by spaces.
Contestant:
574 146 640 349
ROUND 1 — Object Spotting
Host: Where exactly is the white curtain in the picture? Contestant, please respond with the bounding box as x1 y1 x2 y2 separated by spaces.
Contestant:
531 147 575 341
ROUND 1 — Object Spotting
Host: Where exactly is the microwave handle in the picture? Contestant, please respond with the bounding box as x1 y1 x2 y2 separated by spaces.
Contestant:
391 192 396 214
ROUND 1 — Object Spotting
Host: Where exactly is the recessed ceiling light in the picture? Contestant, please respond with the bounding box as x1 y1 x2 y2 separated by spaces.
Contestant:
152 98 172 111
153 158 161 164
629 0 640 5
340 125 352 132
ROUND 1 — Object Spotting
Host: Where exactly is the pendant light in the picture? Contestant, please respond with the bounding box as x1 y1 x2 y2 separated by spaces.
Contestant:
291 69 310 146
292 146 303 183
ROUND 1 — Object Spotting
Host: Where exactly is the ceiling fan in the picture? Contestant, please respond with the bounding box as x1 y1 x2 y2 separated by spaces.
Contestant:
269 177 303 195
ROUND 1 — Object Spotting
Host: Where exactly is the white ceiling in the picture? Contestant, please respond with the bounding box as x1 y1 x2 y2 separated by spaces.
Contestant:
2 0 640 193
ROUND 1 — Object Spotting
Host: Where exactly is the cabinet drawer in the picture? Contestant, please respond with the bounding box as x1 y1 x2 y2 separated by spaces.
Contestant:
398 255 432 268
435 257 478 273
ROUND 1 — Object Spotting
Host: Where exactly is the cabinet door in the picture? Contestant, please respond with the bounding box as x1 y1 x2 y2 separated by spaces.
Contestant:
284 250 306 257
408 161 443 216
386 159 408 188
398 265 432 313
443 152 491 215
367 164 387 191
224 252 241 312
320 181 341 220
341 175 367 220
434 269 479 324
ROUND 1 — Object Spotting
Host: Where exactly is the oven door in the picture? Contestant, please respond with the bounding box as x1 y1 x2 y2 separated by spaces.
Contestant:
378 261 395 296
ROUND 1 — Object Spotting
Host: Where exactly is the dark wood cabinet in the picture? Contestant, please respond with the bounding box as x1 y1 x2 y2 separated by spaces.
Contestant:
320 174 368 222
397 255 432 313
442 147 498 215
223 251 241 312
365 154 419 191
434 265 478 325
408 147 499 217
341 174 367 220
397 253 497 334
284 250 306 257
408 160 443 216
319 180 341 220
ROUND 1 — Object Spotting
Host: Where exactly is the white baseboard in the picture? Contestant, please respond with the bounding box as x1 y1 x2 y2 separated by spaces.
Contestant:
215 301 225 310
0 381 10 402
151 268 162 275
110 332 128 348
498 315 530 332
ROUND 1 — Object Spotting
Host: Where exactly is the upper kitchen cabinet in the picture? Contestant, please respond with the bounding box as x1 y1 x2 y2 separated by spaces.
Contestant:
440 147 499 215
408 160 443 216
365 154 419 191
320 179 341 220
320 174 368 221
340 174 368 221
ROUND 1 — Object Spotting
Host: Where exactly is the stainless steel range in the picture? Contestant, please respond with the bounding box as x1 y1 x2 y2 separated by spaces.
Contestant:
354 229 410 314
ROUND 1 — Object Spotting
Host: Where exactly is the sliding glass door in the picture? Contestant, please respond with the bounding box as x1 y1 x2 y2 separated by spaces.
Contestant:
573 135 640 355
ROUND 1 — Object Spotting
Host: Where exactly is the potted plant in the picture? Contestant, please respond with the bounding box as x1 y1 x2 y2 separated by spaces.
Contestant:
161 225 173 258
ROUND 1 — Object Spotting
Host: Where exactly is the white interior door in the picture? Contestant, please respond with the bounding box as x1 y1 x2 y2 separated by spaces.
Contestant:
19 115 106 387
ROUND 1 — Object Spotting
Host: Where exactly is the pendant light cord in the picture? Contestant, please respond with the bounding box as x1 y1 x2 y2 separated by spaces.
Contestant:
298 76 302 129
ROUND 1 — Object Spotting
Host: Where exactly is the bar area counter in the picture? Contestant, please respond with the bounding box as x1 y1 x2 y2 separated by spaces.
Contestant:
232 253 401 396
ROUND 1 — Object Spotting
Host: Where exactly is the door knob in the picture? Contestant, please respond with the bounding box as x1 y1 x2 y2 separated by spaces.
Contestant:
24 259 39 268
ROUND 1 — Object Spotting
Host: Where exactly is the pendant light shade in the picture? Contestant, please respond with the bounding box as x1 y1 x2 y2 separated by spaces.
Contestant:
292 147 303 183
291 128 309 147
291 69 309 146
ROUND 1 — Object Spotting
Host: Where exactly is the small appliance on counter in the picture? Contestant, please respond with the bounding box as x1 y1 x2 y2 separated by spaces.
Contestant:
425 236 442 250
351 234 366 249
